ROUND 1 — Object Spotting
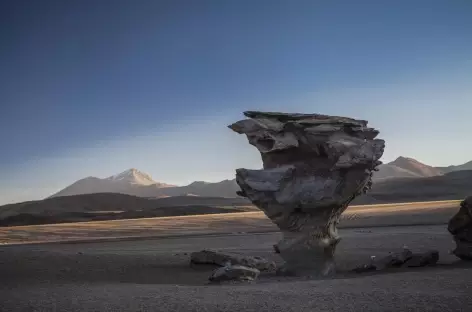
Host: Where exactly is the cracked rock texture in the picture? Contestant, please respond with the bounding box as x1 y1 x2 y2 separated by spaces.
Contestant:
448 196 472 260
229 111 385 276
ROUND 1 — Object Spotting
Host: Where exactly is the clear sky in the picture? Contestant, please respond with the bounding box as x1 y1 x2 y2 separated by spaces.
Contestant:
1 0 471 205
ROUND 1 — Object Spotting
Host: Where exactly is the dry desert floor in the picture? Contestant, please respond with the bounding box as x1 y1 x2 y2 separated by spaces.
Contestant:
1 200 472 311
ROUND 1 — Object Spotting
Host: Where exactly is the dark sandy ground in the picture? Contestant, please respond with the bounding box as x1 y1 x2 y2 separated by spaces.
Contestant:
0 201 471 311
1 224 472 311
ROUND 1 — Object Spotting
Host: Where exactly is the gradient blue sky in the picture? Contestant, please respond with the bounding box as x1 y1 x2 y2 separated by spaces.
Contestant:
1 0 471 204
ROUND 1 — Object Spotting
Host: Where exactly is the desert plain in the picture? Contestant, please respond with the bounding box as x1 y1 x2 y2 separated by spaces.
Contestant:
1 200 472 311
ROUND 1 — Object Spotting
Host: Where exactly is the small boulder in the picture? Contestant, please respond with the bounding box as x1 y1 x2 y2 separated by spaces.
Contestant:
190 249 276 271
403 250 439 267
375 248 413 269
448 197 472 261
209 264 260 283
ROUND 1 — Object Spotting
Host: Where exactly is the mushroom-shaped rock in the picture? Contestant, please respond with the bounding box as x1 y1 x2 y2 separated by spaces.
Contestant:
229 111 385 276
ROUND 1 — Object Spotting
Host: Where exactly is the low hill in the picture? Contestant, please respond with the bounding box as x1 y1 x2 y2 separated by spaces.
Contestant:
437 160 472 174
388 156 443 177
0 193 253 227
355 170 472 204
373 156 444 181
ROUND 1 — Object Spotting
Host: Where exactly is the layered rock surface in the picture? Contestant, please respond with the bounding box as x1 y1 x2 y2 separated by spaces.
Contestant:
229 111 385 275
448 196 472 260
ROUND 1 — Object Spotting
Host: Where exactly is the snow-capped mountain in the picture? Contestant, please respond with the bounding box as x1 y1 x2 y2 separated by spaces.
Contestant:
49 169 240 198
49 169 176 198
106 168 165 186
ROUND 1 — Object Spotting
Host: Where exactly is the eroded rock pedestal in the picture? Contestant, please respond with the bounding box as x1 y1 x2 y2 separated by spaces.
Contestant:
448 196 472 260
229 111 385 276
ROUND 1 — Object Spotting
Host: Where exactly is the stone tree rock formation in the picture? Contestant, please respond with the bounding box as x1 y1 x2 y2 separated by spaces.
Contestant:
448 196 472 260
229 111 385 276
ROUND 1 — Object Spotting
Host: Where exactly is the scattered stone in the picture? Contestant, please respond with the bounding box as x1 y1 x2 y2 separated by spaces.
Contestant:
403 250 439 267
190 250 276 271
209 264 260 283
375 248 413 269
229 111 384 276
448 196 472 260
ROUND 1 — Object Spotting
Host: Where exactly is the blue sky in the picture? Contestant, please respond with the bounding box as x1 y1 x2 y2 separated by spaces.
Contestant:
1 0 471 204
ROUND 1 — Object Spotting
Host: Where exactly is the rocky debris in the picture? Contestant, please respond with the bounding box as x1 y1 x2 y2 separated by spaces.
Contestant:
403 250 439 267
448 196 472 260
374 248 413 270
209 264 260 283
354 249 439 272
229 111 384 276
190 250 276 271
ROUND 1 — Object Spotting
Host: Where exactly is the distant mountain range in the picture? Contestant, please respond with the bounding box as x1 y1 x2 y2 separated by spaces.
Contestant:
2 157 472 226
49 157 472 199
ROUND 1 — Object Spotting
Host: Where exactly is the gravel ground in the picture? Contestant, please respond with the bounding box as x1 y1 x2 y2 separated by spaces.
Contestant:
1 224 472 311
1 266 472 311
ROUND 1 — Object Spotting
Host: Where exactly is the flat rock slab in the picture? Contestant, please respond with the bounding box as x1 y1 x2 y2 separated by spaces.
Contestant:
190 249 276 271
403 250 439 267
209 264 260 283
374 248 413 270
